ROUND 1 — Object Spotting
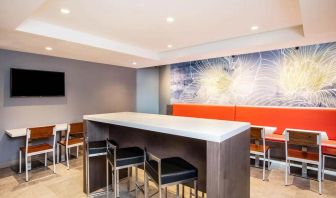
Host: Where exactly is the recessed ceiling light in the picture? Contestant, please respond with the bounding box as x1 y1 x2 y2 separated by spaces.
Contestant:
60 8 70 14
166 17 175 23
45 46 53 51
251 26 259 30
167 44 173 48
132 62 137 65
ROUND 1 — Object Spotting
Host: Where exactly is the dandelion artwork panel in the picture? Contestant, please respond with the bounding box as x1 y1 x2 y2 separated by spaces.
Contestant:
171 42 336 107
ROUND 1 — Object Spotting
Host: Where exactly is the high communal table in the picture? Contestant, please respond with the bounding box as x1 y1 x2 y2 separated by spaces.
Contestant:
83 112 251 198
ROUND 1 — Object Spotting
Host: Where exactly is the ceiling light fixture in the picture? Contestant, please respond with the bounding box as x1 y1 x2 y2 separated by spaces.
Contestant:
45 46 53 51
167 44 173 48
132 62 137 65
251 26 259 30
166 17 175 23
60 8 70 14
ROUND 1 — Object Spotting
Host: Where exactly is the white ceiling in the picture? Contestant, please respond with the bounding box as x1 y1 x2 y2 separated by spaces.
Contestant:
0 0 336 68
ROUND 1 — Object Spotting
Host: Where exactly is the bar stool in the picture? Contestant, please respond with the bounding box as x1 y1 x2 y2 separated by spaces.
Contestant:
144 149 198 198
19 125 56 182
86 139 107 197
106 139 144 198
250 126 271 181
284 129 322 194
322 146 336 180
57 122 84 169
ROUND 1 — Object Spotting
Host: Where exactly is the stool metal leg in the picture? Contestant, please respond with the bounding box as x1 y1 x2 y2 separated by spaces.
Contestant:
127 167 131 192
182 185 185 198
114 167 117 198
117 169 120 197
194 180 198 198
176 184 180 198
159 187 163 198
106 157 109 197
144 173 147 198
165 187 168 198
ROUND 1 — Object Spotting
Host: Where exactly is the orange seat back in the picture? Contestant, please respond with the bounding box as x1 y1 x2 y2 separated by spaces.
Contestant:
235 106 336 140
172 103 236 121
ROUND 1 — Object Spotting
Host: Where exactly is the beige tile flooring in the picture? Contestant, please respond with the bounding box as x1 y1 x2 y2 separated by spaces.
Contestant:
0 155 335 198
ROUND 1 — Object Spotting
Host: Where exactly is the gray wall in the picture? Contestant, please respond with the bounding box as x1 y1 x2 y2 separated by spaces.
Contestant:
136 67 159 114
159 65 171 114
0 49 136 167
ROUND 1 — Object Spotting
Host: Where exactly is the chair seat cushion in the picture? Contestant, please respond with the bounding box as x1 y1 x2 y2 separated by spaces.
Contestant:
58 138 83 146
288 149 319 162
146 157 198 185
265 134 285 142
20 143 53 153
250 144 270 153
108 147 144 167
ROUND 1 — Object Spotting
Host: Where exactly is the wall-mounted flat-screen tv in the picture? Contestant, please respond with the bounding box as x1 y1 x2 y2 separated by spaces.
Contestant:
10 68 65 97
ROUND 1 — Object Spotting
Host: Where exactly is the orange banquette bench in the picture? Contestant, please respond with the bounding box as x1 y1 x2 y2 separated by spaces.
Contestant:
172 104 336 141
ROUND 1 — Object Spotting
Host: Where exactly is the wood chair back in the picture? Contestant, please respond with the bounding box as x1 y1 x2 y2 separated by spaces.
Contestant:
28 126 56 140
286 129 321 147
69 122 83 134
250 127 264 141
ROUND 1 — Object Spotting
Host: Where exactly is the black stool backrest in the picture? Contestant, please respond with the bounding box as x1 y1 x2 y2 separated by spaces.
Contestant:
106 139 119 166
144 147 161 185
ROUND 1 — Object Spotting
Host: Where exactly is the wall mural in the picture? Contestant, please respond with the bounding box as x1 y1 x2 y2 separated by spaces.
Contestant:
171 42 336 107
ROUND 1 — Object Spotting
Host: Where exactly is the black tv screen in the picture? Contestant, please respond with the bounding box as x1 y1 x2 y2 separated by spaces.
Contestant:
10 68 65 97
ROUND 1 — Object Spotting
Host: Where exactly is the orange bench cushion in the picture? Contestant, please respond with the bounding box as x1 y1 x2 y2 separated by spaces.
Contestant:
172 103 236 121
235 106 336 140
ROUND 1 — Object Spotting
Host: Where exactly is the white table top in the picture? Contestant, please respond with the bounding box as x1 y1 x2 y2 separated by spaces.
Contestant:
5 123 68 138
83 112 250 142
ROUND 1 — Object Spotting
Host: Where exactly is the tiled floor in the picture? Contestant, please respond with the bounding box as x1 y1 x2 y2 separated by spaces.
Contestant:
0 155 335 198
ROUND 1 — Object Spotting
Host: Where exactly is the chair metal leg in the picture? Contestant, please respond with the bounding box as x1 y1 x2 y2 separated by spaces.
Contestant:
189 186 192 198
25 154 28 182
66 146 69 169
268 149 271 170
262 153 265 181
194 180 198 198
57 144 60 164
45 153 47 166
285 159 288 186
165 187 168 198
76 146 79 158
176 184 180 198
19 150 22 174
318 163 322 195
53 151 56 173
322 155 326 181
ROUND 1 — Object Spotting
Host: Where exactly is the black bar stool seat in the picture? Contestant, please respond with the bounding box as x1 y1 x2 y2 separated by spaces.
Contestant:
88 140 107 156
144 150 198 198
108 146 144 167
146 157 198 185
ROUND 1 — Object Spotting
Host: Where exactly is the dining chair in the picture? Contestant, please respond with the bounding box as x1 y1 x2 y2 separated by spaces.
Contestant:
19 125 56 181
284 129 322 194
57 122 84 169
250 126 271 181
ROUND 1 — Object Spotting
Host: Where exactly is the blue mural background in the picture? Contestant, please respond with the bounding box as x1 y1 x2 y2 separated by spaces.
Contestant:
171 42 336 107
